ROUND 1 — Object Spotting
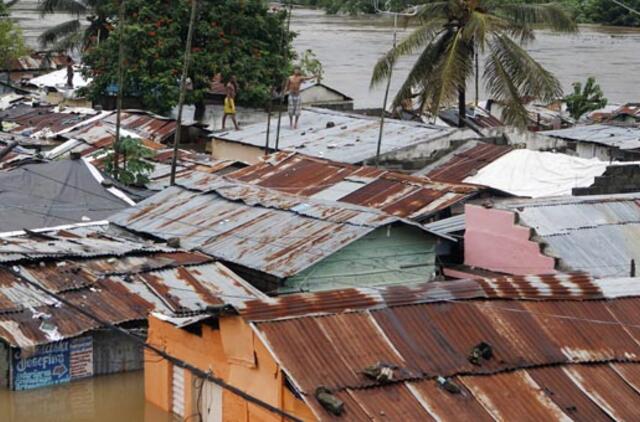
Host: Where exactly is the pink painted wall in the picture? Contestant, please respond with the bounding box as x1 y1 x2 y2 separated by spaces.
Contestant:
464 204 556 275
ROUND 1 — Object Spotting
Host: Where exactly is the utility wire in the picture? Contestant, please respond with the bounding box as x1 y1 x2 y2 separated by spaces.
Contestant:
4 265 303 422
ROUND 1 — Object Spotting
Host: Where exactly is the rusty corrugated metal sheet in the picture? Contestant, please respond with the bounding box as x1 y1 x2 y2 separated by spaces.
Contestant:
526 366 610 421
0 104 97 139
344 384 435 421
241 274 604 320
460 370 573 420
111 178 441 278
563 364 640 420
421 141 513 182
409 379 494 421
228 152 479 219
0 227 260 348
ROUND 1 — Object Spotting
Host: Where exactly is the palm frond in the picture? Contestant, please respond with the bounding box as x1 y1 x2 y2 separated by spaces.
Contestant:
416 1 450 20
390 30 453 108
38 0 88 16
370 18 445 87
494 3 577 32
464 11 534 47
484 33 563 126
38 19 81 47
491 33 562 101
423 29 474 115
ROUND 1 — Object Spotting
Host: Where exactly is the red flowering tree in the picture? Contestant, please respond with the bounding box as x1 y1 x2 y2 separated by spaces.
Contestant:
82 0 293 114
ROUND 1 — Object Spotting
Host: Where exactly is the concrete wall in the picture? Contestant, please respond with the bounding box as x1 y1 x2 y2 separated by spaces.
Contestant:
210 139 264 164
145 316 315 421
93 330 143 375
464 204 556 275
574 164 640 196
282 224 439 293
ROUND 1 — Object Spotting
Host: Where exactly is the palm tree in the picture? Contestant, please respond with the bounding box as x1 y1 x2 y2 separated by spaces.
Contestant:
36 0 109 52
371 0 577 127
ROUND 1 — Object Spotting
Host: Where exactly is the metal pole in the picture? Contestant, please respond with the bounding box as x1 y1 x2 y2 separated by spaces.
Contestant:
475 48 479 107
113 0 126 179
170 0 198 186
375 13 397 168
275 0 293 151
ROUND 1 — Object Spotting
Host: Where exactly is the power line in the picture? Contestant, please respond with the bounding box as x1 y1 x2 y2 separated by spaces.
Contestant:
4 265 303 422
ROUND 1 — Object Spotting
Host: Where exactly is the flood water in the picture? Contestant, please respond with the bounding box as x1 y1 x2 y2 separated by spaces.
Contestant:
0 371 175 422
11 4 640 107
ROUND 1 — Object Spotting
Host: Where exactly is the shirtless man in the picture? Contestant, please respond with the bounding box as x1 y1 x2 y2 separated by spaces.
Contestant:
285 67 314 129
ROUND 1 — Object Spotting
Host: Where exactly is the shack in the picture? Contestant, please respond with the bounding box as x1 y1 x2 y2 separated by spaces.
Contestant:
111 176 453 294
146 273 640 420
209 107 477 167
0 223 252 391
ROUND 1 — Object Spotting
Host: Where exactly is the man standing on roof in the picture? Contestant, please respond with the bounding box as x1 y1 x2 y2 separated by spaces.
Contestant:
222 75 240 130
285 66 315 130
66 57 74 89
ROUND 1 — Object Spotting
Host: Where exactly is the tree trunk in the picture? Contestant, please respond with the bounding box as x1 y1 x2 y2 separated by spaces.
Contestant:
458 87 466 128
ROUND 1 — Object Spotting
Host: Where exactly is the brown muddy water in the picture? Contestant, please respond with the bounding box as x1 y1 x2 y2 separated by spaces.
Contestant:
0 371 175 422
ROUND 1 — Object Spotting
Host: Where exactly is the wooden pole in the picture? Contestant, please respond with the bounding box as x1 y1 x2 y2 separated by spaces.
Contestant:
113 0 126 179
170 0 198 186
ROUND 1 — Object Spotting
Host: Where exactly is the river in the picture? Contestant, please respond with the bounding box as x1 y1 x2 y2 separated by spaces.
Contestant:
11 4 640 107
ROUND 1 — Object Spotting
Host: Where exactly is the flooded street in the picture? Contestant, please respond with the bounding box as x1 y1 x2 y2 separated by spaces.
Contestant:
0 371 175 422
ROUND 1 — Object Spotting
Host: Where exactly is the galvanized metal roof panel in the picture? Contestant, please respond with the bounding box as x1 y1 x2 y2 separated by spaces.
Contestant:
213 107 458 163
543 124 640 150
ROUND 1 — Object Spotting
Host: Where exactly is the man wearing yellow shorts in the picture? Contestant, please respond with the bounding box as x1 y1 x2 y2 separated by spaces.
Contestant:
222 76 239 130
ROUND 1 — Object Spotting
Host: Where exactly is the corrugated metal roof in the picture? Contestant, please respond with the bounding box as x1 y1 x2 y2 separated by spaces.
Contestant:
424 214 465 234
246 276 640 420
112 178 445 278
213 107 462 164
226 152 480 220
543 124 640 150
495 193 640 277
0 227 261 348
418 141 513 182
0 103 98 139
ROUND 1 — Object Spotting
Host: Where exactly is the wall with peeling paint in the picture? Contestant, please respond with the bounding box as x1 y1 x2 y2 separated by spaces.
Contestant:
145 316 316 421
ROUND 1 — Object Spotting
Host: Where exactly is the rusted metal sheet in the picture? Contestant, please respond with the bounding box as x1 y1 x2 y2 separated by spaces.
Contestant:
111 179 443 278
0 104 97 139
345 384 435 421
0 227 260 349
421 141 513 182
526 366 610 421
242 274 606 321
409 379 494 421
461 370 572 421
563 365 640 420
227 152 479 219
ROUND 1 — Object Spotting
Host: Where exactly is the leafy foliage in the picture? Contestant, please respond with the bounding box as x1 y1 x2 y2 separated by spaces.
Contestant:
371 0 576 127
564 77 608 120
0 3 28 67
82 0 293 114
37 0 111 51
103 136 155 186
584 0 640 26
298 49 324 82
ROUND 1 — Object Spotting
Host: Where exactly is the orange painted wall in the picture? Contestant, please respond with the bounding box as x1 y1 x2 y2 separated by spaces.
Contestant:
145 315 316 422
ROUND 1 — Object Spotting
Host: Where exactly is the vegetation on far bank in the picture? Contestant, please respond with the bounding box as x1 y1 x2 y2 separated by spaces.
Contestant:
296 0 640 27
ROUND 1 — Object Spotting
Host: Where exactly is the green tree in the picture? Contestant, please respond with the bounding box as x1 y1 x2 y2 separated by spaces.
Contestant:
36 0 111 51
83 0 293 114
299 49 324 82
0 1 28 75
371 0 576 127
565 77 607 120
103 136 155 185
584 0 640 26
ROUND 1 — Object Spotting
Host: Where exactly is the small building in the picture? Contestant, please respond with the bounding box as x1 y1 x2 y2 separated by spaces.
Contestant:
0 52 70 86
209 107 477 167
201 78 353 130
462 193 640 278
111 176 452 294
0 223 252 391
542 124 640 161
146 273 640 420
227 151 485 221
23 67 93 108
